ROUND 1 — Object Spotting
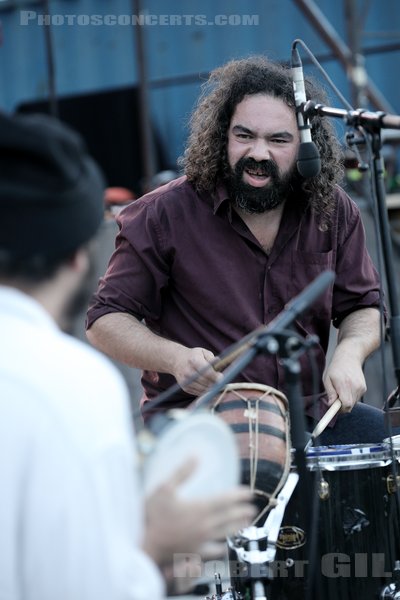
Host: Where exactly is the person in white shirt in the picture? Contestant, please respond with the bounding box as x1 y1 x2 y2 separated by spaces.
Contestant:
0 112 255 600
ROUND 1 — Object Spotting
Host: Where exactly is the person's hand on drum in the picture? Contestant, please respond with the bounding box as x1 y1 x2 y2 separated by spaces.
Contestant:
323 344 367 413
142 457 256 567
171 346 224 396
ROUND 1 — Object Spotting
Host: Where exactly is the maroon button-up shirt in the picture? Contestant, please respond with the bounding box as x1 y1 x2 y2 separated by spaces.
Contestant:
86 176 382 417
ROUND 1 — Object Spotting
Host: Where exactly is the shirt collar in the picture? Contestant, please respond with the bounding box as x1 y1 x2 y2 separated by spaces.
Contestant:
212 182 231 215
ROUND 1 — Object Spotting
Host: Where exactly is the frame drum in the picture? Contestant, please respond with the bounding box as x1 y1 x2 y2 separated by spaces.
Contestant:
140 410 240 499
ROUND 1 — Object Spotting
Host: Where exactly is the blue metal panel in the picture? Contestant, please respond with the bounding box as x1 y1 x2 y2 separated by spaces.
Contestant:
0 0 140 110
0 0 398 167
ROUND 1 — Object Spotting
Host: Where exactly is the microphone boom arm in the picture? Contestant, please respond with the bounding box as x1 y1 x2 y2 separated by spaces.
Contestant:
303 100 400 130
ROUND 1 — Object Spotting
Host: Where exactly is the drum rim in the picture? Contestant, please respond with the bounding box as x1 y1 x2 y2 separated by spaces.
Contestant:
221 382 288 404
384 434 400 448
306 443 390 470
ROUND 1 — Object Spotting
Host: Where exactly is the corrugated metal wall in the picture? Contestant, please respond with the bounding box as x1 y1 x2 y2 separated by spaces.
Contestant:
1 0 399 170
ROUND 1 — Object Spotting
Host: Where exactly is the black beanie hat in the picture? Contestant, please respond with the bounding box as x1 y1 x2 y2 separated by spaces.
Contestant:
0 111 105 259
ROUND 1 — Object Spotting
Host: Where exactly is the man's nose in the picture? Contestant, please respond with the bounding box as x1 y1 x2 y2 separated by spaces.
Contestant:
248 138 270 162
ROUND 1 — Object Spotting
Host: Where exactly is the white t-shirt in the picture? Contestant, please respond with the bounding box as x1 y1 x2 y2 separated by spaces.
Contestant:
0 286 164 600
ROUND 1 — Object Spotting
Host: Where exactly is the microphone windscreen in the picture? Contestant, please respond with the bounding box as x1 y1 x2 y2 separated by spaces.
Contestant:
297 141 321 178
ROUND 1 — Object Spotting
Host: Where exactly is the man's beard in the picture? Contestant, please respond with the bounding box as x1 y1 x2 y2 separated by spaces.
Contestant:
226 157 298 214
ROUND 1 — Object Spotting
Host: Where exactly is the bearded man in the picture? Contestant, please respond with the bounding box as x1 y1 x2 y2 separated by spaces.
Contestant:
86 56 387 443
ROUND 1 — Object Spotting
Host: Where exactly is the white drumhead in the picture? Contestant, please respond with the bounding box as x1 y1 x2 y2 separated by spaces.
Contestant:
142 410 239 499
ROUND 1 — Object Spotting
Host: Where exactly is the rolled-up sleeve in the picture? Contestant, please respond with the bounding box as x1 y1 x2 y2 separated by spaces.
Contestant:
331 193 383 327
86 200 170 330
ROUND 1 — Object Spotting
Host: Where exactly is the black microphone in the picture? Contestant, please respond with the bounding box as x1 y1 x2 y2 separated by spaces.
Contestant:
291 46 321 178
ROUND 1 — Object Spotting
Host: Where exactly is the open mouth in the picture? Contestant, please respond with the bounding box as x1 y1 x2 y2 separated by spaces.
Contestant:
246 168 267 177
244 167 271 185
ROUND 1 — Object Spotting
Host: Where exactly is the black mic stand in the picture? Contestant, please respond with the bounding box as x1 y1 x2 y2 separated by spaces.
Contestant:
278 336 313 533
302 101 400 598
304 101 400 414
195 328 318 599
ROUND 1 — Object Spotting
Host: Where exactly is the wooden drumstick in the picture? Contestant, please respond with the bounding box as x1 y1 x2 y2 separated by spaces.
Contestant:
211 324 266 372
310 398 343 441
212 342 252 372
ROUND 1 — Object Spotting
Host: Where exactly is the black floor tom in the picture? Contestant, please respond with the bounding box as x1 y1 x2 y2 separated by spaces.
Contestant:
270 443 400 599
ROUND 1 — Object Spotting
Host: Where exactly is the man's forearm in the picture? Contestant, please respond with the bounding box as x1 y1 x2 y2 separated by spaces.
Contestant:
86 312 186 374
336 307 382 362
87 312 223 396
323 307 382 410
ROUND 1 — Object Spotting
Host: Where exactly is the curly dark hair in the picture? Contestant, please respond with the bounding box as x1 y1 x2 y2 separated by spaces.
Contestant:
181 56 344 226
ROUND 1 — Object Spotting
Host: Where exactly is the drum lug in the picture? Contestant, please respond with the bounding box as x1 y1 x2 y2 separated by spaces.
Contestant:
318 477 330 500
386 474 400 494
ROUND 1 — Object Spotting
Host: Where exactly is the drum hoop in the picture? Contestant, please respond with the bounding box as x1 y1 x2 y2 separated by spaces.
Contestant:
220 382 288 406
307 443 390 470
308 459 391 471
384 434 400 451
307 443 387 456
